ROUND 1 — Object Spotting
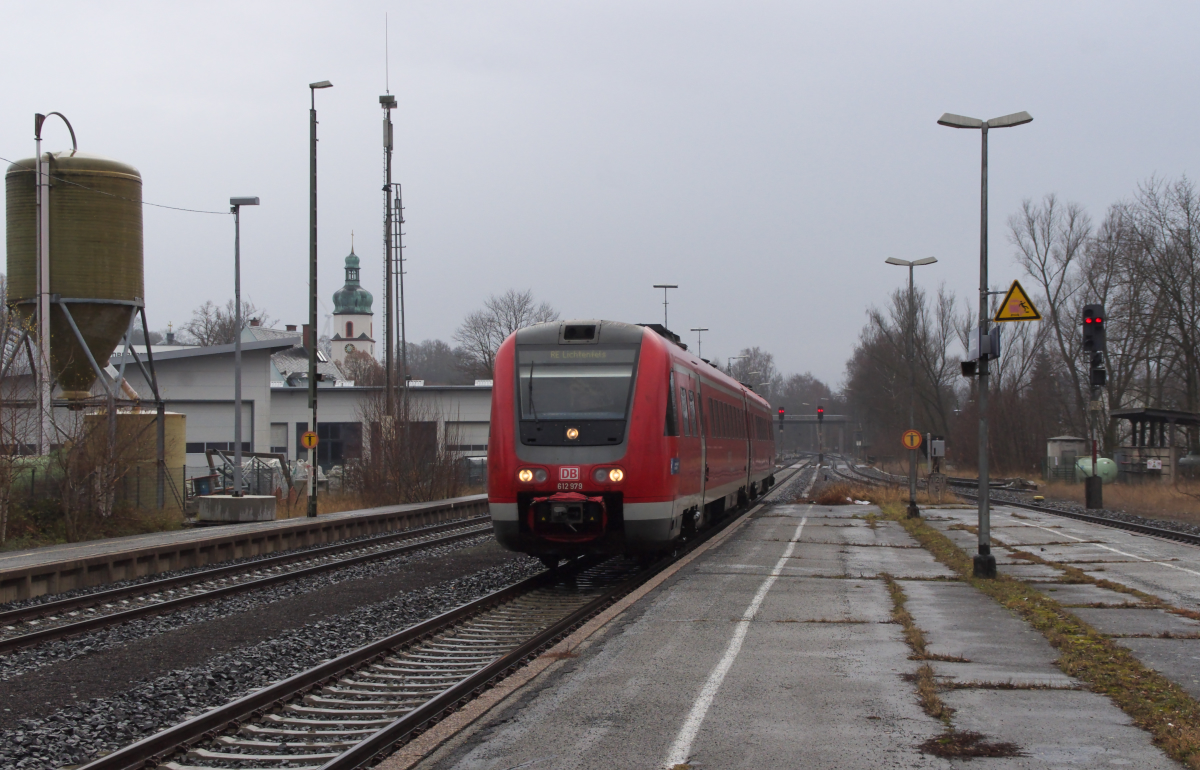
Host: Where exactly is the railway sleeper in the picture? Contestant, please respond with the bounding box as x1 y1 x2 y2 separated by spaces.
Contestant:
240 724 378 738
261 714 395 726
217 735 360 750
187 747 341 762
303 695 426 708
165 765 322 770
285 704 410 717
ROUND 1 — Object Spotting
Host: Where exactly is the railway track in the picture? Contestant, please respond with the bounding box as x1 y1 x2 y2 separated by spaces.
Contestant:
76 465 806 770
0 517 492 655
821 454 1200 548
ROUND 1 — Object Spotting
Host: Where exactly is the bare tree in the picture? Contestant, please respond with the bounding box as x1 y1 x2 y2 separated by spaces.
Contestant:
725 347 778 389
181 299 273 346
453 289 559 376
1008 193 1093 434
337 350 385 386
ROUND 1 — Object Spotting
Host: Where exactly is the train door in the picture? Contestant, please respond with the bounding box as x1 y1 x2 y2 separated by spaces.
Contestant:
697 377 708 519
742 394 752 495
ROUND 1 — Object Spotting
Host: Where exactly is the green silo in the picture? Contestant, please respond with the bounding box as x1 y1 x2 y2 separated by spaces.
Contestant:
5 151 144 400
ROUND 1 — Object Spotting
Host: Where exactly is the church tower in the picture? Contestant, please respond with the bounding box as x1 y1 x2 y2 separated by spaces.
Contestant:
330 241 375 367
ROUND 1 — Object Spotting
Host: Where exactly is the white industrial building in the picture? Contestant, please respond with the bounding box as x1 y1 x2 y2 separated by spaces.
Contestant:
111 335 491 472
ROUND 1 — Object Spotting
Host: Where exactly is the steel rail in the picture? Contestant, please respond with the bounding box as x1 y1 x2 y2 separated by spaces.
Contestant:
0 520 492 654
76 464 806 770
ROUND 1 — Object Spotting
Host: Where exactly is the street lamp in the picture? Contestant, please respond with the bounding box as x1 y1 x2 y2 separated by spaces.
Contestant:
939 109 1032 577
653 284 677 329
308 79 332 517
886 256 938 519
230 197 260 497
690 328 708 358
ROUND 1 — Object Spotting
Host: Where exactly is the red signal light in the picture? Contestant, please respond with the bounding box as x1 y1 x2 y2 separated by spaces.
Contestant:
1096 317 1103 323
778 408 784 415
817 407 824 414
1084 318 1093 324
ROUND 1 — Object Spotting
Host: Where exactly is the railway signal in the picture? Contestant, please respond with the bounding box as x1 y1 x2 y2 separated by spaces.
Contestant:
778 407 785 431
1082 304 1107 352
1081 304 1107 510
816 406 824 422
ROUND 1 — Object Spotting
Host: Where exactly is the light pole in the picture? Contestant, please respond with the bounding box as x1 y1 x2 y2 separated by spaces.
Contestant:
939 109 1032 578
381 93 397 415
727 355 746 380
230 198 259 496
886 256 937 518
653 284 677 329
690 328 708 358
308 80 332 517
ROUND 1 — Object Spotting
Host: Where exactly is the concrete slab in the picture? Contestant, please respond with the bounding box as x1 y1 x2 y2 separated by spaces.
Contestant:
1069 608 1200 637
1029 544 1140 563
901 581 1076 687
1040 583 1142 606
1077 562 1200 612
941 689 1179 768
843 546 957 579
1113 637 1200 701
999 563 1064 581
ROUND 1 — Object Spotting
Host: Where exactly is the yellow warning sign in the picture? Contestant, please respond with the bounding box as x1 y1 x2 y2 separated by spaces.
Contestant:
993 280 1042 322
301 431 319 449
902 430 922 450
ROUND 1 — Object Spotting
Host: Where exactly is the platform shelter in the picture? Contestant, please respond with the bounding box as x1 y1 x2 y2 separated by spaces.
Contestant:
1109 407 1200 483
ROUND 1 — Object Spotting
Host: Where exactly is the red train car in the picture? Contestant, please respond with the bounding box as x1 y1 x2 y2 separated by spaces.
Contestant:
488 319 776 564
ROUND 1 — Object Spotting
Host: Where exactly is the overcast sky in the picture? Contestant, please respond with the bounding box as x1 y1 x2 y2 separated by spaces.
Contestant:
3 2 1197 385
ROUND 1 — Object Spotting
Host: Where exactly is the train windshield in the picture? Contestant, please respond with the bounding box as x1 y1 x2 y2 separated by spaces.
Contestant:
517 347 639 421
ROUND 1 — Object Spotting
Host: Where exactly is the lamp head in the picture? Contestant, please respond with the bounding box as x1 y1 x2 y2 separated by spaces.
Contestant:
912 256 938 266
885 257 911 266
230 197 260 207
309 81 333 89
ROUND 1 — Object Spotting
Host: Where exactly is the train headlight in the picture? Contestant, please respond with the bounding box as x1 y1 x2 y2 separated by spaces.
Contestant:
518 469 534 483
608 468 625 483
594 468 624 483
566 427 580 440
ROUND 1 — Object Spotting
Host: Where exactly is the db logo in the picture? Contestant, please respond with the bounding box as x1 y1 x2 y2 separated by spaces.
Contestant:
559 467 580 481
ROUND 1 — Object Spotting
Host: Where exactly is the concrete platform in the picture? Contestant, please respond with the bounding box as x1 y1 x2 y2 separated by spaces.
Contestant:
406 503 1175 769
0 494 487 603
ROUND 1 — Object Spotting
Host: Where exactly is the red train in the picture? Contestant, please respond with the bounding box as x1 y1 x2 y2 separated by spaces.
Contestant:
488 319 776 564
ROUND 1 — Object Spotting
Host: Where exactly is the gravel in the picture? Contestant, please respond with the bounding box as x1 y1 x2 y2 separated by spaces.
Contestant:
0 556 543 770
0 533 495 682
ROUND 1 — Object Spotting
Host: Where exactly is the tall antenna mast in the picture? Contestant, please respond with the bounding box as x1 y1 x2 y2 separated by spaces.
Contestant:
385 13 390 94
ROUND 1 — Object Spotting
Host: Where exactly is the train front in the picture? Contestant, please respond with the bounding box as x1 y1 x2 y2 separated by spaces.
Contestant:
488 320 667 561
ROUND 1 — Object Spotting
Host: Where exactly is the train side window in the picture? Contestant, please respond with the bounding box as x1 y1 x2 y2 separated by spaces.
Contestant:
679 386 690 436
665 371 679 437
687 390 697 436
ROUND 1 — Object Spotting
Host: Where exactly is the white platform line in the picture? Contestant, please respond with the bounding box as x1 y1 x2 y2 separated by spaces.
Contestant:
1015 520 1200 578
663 516 807 768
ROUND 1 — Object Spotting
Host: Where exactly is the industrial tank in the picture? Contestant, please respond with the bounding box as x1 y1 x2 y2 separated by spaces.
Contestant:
5 151 144 399
1074 457 1118 484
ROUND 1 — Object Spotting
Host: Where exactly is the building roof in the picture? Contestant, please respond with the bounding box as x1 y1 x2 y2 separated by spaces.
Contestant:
112 338 296 363
1110 407 1200 426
